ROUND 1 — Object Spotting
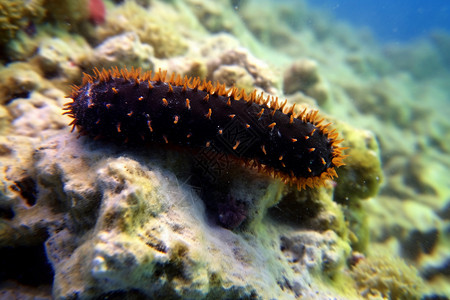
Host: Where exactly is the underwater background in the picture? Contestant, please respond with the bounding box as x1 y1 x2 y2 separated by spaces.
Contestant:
0 0 449 299
307 0 450 42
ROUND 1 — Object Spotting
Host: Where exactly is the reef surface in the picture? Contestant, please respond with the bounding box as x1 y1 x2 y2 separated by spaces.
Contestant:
0 0 448 299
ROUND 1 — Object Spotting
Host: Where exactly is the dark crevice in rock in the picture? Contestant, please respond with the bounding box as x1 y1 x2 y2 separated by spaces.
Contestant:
12 176 38 206
0 243 54 287
268 190 321 227
0 205 15 220
401 229 439 260
421 257 450 280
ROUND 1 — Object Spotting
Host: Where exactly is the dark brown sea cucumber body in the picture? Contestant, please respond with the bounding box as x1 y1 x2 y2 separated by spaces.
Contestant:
64 67 345 189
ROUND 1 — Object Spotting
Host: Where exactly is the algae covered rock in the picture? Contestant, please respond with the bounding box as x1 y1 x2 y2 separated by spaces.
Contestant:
0 62 45 105
0 0 94 60
351 255 424 299
207 48 279 94
328 123 383 253
334 125 383 204
96 1 188 58
283 58 330 106
211 65 255 93
36 36 91 82
91 32 155 70
31 133 347 299
280 229 350 278
0 0 44 48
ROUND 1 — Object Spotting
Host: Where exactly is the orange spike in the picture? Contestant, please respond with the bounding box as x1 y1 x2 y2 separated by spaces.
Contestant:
257 108 264 118
249 90 257 102
158 69 166 82
191 77 200 90
298 108 307 120
256 92 264 104
147 120 153 132
186 98 191 110
289 115 294 124
168 72 175 84
174 115 179 124
268 122 276 129
237 88 246 101
175 74 182 85
307 110 318 122
324 122 333 128
271 97 279 110
92 67 100 77
330 168 338 177
121 68 129 80
214 82 222 94
205 108 212 119
279 99 287 111
233 140 240 150
162 98 168 106
287 103 296 115
261 145 267 155
186 77 193 88
329 133 339 139
230 87 238 99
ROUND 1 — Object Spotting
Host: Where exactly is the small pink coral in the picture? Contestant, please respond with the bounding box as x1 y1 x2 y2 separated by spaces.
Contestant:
89 0 106 25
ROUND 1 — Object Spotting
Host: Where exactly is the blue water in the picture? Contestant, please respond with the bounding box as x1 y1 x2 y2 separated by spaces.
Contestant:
306 0 450 43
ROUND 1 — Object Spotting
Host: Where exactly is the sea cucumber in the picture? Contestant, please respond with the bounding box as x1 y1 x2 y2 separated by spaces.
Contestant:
63 67 346 189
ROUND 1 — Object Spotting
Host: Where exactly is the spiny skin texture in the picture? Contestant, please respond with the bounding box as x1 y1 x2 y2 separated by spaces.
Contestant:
64 67 346 190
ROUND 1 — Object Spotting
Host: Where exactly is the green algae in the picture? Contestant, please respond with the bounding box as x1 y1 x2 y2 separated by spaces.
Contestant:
351 255 424 299
0 0 44 49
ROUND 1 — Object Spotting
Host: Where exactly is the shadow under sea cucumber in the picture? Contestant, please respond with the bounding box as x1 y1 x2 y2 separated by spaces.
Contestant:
63 67 346 190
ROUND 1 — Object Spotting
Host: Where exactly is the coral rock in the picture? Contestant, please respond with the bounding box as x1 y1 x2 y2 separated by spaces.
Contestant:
91 32 154 70
351 255 424 300
283 59 330 106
